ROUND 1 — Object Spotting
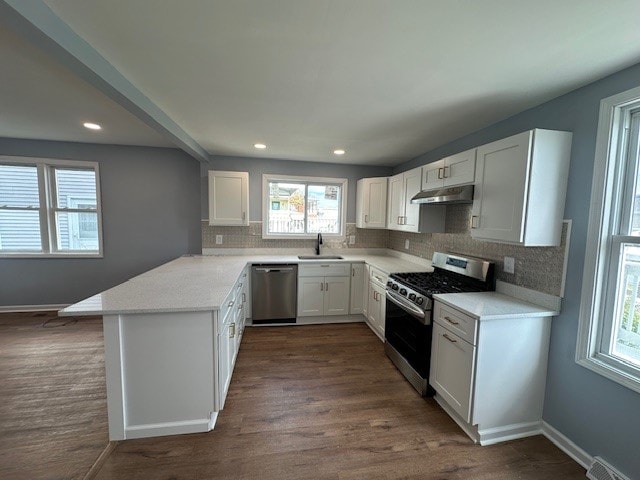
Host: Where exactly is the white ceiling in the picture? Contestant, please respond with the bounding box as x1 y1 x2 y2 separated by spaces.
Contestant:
0 25 171 148
5 1 640 165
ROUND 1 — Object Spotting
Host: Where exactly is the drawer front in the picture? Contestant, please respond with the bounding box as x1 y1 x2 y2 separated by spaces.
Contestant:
298 263 351 277
433 301 478 345
369 267 387 288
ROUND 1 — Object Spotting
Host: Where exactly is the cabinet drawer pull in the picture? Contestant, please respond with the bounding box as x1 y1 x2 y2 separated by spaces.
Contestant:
228 300 235 307
444 316 459 325
443 333 457 343
321 264 330 267
242 292 246 303
238 303 242 310
230 323 236 338
470 215 479 229
364 214 369 223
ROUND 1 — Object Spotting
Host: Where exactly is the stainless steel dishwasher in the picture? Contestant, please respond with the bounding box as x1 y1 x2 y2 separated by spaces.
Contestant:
251 264 298 324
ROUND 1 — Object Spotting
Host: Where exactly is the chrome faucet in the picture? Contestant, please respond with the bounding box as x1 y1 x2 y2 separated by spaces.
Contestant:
315 233 323 255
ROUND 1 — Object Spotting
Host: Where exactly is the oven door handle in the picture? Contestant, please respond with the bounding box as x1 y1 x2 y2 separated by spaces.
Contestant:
385 290 426 320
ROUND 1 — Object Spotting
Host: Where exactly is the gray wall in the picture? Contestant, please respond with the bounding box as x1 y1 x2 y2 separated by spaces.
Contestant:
0 138 201 307
201 155 392 222
394 62 640 477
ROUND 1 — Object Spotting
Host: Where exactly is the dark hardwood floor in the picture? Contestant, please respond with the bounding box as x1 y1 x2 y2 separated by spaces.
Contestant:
0 311 108 480
92 322 586 480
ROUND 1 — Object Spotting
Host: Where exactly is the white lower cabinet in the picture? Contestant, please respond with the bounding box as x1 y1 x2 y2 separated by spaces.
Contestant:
367 282 385 338
430 299 553 445
217 314 235 409
366 266 387 340
430 322 476 422
349 263 365 314
297 263 351 317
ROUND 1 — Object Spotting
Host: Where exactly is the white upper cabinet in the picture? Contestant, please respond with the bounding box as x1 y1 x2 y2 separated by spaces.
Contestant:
422 149 476 191
387 167 445 233
356 177 388 229
208 171 249 226
471 129 572 246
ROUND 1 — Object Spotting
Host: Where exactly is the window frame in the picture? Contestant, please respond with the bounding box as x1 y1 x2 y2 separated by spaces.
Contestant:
261 174 348 240
577 85 640 393
0 156 103 258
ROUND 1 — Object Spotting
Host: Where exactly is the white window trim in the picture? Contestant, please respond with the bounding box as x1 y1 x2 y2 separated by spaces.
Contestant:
577 85 640 394
262 174 348 239
0 155 104 258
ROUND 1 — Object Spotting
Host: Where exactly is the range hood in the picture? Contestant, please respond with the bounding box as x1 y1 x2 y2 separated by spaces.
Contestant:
411 185 474 205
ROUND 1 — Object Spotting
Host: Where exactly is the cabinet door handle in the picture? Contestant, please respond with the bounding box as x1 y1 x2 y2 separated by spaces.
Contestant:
471 215 479 229
238 303 242 310
443 333 457 343
325 282 329 291
242 292 246 303
320 282 324 291
373 291 377 301
364 214 369 223
352 268 355 277
443 166 449 178
444 316 459 325
230 323 236 338
437 167 443 179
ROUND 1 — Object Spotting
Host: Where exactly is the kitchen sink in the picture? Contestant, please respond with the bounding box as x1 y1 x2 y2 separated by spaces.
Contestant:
298 255 344 260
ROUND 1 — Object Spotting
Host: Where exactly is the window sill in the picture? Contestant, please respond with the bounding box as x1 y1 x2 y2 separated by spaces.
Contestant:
576 354 640 395
0 252 103 259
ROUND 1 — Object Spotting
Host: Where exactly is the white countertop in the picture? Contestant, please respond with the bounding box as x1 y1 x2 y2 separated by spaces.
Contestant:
433 291 558 320
60 252 433 316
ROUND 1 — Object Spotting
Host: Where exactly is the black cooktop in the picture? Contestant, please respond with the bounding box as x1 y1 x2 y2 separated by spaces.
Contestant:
390 269 493 297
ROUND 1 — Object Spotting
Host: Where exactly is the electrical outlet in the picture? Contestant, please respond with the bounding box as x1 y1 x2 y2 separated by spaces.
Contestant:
215 235 223 245
405 239 410 250
503 256 515 274
349 235 356 245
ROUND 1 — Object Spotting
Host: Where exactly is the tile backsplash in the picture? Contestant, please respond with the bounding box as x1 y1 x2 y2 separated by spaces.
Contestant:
202 222 388 250
202 205 569 297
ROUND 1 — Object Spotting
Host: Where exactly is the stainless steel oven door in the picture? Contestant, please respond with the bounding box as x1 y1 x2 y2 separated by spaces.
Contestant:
385 290 428 324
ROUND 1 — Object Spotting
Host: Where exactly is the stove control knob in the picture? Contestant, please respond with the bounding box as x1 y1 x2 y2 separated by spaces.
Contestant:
387 281 393 287
391 284 399 291
408 293 416 301
415 297 424 305
399 288 407 296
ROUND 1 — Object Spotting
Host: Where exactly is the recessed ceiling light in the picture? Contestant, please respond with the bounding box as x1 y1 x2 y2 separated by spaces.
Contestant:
254 143 266 149
333 149 345 155
83 122 102 130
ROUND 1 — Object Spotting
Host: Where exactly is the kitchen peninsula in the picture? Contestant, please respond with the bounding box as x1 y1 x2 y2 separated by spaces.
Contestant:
60 252 431 440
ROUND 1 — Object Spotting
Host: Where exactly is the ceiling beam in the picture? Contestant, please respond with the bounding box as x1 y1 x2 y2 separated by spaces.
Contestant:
0 0 211 163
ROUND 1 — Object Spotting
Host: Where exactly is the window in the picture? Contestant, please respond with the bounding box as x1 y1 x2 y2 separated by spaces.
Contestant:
577 85 640 392
262 174 347 239
0 156 102 257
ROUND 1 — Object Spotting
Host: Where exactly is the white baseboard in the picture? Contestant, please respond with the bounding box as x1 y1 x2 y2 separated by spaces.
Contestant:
124 417 214 440
0 304 69 313
541 421 592 469
478 421 542 446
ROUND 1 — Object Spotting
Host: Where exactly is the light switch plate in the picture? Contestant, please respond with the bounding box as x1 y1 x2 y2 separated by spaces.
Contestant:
504 256 515 274
216 235 223 245
349 235 356 245
405 239 410 250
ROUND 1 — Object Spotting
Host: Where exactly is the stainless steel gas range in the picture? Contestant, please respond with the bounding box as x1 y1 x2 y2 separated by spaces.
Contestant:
384 252 495 396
